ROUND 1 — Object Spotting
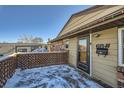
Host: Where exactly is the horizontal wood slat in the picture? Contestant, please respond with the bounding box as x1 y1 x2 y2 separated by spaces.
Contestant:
92 27 118 87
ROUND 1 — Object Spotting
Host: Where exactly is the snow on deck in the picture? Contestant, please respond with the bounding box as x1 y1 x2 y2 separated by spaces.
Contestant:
4 65 102 88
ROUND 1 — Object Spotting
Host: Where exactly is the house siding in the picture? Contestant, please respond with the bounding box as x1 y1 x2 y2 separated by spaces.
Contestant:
50 27 118 87
92 27 118 87
68 37 78 67
59 6 124 36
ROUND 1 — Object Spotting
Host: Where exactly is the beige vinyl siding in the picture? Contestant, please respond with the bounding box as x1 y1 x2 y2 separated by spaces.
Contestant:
62 9 106 35
60 9 106 36
68 37 78 67
92 27 118 87
59 6 124 36
62 16 84 32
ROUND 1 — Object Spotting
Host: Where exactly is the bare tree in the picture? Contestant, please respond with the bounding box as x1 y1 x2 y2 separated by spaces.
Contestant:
32 37 43 43
17 35 43 44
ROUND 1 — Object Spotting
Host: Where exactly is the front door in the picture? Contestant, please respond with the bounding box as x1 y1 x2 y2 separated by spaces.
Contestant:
77 36 90 74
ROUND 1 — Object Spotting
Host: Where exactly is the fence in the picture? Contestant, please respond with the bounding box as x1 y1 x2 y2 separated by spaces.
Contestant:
0 52 68 87
0 55 17 87
17 52 68 69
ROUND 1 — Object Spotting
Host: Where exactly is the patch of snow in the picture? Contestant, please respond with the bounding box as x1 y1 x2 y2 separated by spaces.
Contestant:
32 48 48 53
0 54 15 62
4 65 103 88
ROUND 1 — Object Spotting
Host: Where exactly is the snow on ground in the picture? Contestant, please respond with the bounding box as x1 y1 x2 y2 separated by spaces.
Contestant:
4 65 102 88
32 48 48 52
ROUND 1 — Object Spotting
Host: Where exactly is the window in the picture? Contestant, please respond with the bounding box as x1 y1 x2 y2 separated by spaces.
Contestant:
18 49 27 52
31 46 40 51
79 39 87 63
0 54 4 57
65 40 69 49
45 45 48 50
118 28 124 66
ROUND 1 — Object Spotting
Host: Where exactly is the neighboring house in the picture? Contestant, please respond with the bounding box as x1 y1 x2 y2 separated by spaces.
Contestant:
0 43 47 57
49 5 124 87
48 39 69 52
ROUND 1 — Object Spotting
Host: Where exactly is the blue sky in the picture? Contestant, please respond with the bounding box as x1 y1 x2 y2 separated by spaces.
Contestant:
0 5 92 43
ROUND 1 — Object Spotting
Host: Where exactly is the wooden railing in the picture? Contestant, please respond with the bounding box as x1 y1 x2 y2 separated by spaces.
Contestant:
17 52 68 69
0 52 68 87
0 54 17 87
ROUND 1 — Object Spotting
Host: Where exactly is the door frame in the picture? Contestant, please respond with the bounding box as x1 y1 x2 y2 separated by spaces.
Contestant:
77 33 92 76
77 35 90 74
90 33 92 77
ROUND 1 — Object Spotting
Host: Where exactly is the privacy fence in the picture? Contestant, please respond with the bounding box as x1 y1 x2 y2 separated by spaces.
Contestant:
0 52 68 87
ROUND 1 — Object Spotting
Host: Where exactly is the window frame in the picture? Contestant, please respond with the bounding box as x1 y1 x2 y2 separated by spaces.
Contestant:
64 39 69 49
17 48 27 52
118 28 124 66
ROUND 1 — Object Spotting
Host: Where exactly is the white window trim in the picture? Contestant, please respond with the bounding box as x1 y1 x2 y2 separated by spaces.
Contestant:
118 28 124 67
90 33 92 76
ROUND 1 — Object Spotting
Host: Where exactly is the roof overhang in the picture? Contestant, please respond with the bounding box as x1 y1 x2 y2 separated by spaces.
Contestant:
50 8 124 43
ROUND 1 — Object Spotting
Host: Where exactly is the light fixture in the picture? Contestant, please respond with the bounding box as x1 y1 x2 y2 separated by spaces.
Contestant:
93 33 101 38
121 10 124 13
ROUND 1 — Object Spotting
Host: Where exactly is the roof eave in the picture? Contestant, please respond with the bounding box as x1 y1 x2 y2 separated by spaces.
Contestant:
50 10 124 43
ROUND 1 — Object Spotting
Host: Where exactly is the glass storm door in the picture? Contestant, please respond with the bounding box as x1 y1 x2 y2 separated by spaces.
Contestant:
77 37 90 74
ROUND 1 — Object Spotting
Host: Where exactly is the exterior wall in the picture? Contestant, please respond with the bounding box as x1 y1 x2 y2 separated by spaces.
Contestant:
68 37 78 67
59 6 124 36
50 37 78 67
92 27 118 87
49 39 70 52
47 43 51 52
49 40 64 52
16 47 31 52
60 9 104 36
51 27 118 87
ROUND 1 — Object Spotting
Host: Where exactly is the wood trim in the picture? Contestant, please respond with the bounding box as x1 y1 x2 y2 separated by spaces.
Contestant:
118 28 124 67
90 33 92 77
